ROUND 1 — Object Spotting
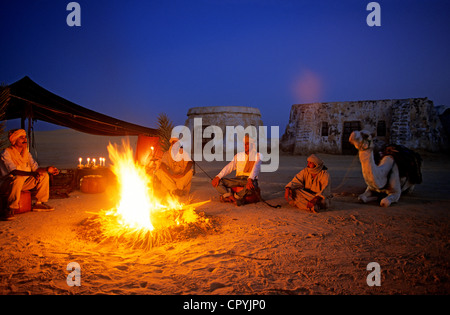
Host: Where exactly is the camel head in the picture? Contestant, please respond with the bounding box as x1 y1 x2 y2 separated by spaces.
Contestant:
349 130 374 151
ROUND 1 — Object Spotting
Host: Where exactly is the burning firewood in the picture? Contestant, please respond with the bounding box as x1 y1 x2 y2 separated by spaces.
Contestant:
77 141 218 250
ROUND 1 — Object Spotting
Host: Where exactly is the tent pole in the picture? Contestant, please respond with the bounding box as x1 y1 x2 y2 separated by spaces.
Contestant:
28 116 32 146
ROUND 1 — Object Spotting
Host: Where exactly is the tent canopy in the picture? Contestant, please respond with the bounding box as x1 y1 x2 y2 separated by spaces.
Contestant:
2 76 158 137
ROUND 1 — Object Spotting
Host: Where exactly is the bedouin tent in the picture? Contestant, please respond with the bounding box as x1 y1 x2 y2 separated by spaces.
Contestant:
1 76 162 163
2 76 158 137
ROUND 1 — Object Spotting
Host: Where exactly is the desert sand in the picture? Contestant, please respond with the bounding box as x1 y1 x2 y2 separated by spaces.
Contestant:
0 129 449 296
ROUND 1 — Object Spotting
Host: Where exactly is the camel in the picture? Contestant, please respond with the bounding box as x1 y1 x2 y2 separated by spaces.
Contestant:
349 130 416 207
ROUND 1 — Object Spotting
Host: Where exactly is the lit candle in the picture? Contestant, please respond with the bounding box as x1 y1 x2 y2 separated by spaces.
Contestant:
93 158 96 166
102 157 105 166
87 158 90 166
78 157 82 167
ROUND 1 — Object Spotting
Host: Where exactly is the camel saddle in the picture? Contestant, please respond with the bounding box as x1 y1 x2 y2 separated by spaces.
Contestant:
383 144 423 184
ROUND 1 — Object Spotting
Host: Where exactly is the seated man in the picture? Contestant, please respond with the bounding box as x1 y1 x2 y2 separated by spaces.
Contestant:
211 135 262 206
285 154 331 213
154 137 193 198
0 129 59 220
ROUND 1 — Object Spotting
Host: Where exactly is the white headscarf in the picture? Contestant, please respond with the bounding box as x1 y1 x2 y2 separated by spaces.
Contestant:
8 129 26 146
306 154 325 174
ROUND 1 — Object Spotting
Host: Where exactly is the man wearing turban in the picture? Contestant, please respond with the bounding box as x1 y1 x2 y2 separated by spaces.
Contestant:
0 129 59 220
284 154 332 212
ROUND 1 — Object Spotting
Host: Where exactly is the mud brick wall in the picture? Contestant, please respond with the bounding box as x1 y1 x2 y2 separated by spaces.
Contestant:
391 98 446 152
281 98 446 154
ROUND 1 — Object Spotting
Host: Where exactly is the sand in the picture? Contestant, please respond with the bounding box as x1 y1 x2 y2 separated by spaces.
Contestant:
0 129 449 295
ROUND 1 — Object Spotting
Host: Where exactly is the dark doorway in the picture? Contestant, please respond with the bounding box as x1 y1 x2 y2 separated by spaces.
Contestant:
342 121 361 155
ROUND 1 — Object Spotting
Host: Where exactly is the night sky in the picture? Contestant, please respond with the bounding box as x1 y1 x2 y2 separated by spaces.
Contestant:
1 0 449 132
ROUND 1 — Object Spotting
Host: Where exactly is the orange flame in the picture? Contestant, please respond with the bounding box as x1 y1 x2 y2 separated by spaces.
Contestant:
102 140 203 237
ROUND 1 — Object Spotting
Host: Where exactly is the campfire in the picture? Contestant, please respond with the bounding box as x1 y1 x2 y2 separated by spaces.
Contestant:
79 140 216 249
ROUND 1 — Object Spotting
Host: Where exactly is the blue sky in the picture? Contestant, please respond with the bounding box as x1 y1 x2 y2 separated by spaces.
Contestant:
1 0 449 131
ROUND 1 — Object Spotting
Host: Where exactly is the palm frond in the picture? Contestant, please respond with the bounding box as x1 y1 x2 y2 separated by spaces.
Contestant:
157 113 174 152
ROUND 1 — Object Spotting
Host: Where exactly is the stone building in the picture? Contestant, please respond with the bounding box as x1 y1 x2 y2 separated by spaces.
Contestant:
185 106 263 146
437 105 450 148
280 98 447 155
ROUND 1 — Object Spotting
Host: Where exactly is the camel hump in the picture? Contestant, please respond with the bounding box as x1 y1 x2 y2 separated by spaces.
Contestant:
384 144 423 184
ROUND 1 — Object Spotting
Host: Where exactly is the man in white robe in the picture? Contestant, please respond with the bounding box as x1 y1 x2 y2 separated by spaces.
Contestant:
211 135 262 206
0 129 59 220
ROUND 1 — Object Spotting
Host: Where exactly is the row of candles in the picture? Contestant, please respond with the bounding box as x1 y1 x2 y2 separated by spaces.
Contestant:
78 157 106 168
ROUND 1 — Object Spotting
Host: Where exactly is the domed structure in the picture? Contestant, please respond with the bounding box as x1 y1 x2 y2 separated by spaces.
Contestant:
185 106 263 131
185 106 264 148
